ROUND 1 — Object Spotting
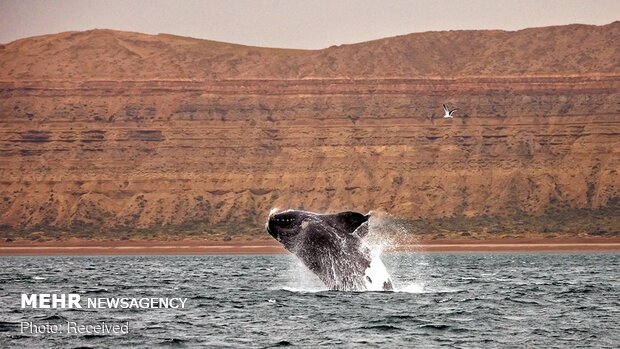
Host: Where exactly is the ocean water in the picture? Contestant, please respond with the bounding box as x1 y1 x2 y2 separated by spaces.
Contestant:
0 252 618 348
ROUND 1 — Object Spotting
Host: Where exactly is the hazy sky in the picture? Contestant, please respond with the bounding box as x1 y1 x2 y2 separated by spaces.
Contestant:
1 0 618 48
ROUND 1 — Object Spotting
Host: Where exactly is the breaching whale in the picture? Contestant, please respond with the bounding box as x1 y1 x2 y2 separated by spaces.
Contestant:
266 209 394 291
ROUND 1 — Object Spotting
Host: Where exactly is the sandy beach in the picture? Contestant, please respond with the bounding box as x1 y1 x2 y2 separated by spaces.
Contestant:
1 237 618 256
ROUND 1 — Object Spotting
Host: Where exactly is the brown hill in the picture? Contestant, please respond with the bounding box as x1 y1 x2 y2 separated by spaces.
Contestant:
1 22 619 80
0 23 619 241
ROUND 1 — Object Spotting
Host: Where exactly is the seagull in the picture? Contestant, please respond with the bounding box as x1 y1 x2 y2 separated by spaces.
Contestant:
443 104 457 118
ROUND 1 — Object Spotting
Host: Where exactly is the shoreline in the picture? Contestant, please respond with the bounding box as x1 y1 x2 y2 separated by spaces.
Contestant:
1 237 618 255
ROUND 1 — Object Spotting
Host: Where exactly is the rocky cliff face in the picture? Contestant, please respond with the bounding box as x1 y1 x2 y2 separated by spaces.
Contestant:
0 23 618 238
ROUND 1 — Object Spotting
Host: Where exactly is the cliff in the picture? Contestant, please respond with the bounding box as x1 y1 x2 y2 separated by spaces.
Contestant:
0 23 619 240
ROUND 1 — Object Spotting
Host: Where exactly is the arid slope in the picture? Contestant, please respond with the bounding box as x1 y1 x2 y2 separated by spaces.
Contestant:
0 23 619 240
1 22 619 80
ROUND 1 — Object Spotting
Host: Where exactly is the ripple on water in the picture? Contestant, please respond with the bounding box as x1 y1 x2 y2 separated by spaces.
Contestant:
0 253 617 348
0 321 20 332
33 313 68 321
270 340 293 347
159 337 188 345
359 324 404 332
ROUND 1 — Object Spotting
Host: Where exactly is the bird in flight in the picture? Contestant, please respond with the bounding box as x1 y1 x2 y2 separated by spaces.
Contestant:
443 104 457 118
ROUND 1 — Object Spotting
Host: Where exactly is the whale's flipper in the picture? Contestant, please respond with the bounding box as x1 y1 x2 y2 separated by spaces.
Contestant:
326 211 370 237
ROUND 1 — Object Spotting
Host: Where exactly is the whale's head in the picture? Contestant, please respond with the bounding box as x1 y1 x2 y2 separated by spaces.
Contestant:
266 209 315 249
266 209 369 251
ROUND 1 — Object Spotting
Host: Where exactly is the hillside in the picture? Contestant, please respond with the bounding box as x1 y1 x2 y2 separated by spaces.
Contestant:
0 23 619 241
1 22 619 80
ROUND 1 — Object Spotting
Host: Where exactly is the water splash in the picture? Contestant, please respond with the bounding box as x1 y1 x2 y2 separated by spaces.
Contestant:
365 212 430 292
367 211 418 252
280 211 431 293
281 257 328 293
397 283 426 293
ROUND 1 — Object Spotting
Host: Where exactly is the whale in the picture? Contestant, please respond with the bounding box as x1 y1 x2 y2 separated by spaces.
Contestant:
266 209 394 291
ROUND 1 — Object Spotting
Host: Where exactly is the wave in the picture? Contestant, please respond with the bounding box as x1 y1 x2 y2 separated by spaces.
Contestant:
279 286 328 293
0 321 20 332
396 283 463 294
359 324 404 332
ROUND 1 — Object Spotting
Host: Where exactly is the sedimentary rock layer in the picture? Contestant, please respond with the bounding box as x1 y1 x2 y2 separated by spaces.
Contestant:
0 23 618 235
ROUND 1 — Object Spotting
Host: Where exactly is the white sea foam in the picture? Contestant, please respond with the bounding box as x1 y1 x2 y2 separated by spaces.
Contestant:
397 283 426 293
281 257 328 292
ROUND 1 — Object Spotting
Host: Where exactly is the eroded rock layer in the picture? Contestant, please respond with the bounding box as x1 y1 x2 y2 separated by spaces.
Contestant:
0 24 619 237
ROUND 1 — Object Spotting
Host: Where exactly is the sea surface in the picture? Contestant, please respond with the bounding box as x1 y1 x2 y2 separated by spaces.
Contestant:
0 252 618 348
